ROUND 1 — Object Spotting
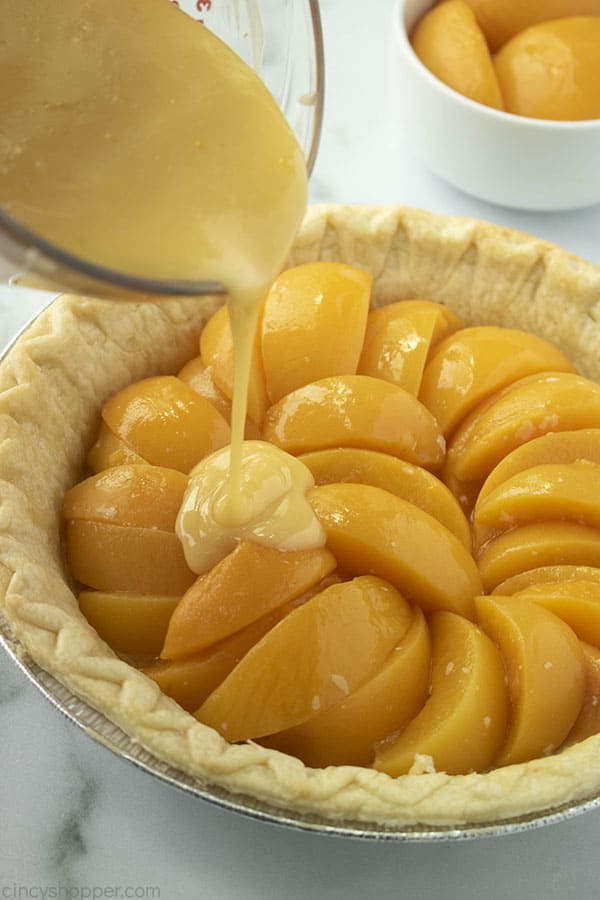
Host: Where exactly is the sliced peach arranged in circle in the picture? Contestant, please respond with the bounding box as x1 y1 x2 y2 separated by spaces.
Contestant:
263 375 445 471
102 375 231 473
308 482 480 619
66 520 195 594
161 540 337 660
78 590 180 660
177 356 261 439
300 448 471 550
476 595 585 767
512 580 600 648
199 304 269 426
63 465 194 594
443 372 600 512
196 575 413 742
261 262 371 404
477 523 600 593
63 464 189 530
478 429 600 507
473 461 600 554
374 611 509 776
358 299 462 395
87 421 146 473
143 576 339 712
264 607 430 768
411 0 503 110
562 642 600 749
419 327 575 440
494 565 600 596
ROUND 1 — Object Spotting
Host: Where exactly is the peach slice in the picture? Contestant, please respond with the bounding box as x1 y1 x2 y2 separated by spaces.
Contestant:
494 18 600 121
160 540 337 660
419 327 575 439
443 372 600 513
66 520 195 594
87 421 146 473
411 1 503 110
263 375 445 471
102 375 231 473
494 565 600 596
78 590 180 660
143 576 339 712
263 607 430 768
473 461 600 554
300 448 471 550
196 575 413 742
512 580 600 648
476 595 585 767
308 482 480 619
261 262 371 403
358 300 461 395
453 0 600 53
177 355 261 439
63 464 188 531
562 642 600 749
478 429 600 507
477 523 600 593
374 611 509 776
199 304 269 426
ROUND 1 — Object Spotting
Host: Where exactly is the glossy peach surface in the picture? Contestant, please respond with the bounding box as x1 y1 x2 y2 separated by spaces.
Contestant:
374 611 509 776
261 262 371 403
264 607 430 768
87 420 145 473
420 326 575 439
494 17 600 121
358 299 461 395
160 541 336 660
177 356 261 440
412 1 503 109
78 590 180 660
199 304 268 426
142 582 334 712
454 0 600 52
300 447 471 549
477 522 600 593
494 564 600 595
196 576 412 742
102 375 231 473
63 464 188 531
308 482 480 619
513 580 600 647
478 429 600 507
66 520 195 595
443 372 600 512
477 595 585 766
263 374 445 470
473 461 600 553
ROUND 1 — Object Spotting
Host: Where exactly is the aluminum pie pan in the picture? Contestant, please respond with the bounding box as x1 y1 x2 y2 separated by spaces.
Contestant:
1 293 600 842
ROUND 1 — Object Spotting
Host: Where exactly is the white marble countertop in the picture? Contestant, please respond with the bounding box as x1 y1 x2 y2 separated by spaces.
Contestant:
2 2 600 898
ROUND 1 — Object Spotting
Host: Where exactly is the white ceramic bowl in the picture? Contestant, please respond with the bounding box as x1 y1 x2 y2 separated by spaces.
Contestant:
390 0 600 211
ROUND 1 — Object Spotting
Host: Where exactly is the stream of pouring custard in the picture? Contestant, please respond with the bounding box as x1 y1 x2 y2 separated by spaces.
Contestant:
0 0 325 563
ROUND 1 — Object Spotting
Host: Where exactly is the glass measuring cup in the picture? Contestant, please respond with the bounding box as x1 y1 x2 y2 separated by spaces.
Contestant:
0 0 324 298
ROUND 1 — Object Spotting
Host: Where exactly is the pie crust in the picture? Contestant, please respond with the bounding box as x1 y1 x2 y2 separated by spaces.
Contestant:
2 204 600 828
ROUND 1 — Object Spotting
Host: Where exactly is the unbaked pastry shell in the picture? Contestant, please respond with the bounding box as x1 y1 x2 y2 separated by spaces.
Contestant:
1 205 600 829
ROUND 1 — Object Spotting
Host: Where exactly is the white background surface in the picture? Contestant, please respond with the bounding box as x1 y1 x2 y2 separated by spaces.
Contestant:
2 1 600 898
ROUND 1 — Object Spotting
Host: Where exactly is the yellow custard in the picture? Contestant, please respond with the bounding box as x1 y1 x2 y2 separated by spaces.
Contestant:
0 0 319 533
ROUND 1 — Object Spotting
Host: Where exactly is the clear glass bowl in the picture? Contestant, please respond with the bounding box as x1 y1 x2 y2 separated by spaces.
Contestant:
0 0 324 298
